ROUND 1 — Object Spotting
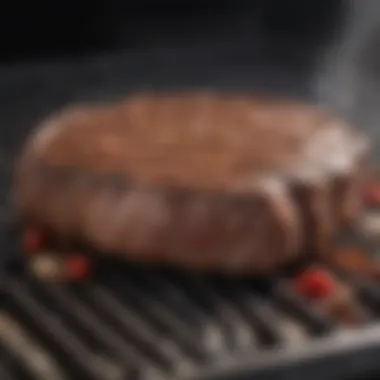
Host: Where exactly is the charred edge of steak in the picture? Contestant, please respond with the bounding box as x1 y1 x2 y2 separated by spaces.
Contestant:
16 164 300 274
293 181 335 258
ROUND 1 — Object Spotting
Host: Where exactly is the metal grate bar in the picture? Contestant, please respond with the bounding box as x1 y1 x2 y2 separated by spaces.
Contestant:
271 279 335 334
104 273 209 361
6 280 113 380
81 282 191 376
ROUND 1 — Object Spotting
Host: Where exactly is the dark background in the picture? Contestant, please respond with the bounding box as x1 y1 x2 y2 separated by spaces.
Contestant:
0 0 345 63
0 0 353 149
3 0 380 157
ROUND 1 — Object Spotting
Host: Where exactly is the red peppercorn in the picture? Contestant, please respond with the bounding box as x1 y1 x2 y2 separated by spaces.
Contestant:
22 227 45 254
294 268 336 299
363 181 380 207
64 254 92 281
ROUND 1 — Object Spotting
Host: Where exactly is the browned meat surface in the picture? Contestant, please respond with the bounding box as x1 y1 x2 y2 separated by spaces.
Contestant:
13 93 369 274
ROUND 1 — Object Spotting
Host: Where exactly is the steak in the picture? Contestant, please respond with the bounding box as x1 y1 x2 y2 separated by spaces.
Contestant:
13 93 369 274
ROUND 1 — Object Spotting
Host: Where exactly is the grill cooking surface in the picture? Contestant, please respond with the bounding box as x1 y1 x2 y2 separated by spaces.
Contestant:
3 250 380 380
0 264 349 379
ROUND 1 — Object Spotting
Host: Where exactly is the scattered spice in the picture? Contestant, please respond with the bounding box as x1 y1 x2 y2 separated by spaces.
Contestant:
293 266 368 326
331 246 372 277
330 244 380 281
64 254 92 281
360 212 380 238
28 251 92 283
22 227 45 254
28 251 63 282
363 180 380 207
294 268 336 299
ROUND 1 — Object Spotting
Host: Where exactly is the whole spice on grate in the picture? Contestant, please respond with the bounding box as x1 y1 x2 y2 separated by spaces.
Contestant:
363 178 380 207
64 254 92 281
294 267 335 299
331 246 372 277
28 251 92 283
22 227 45 255
293 266 368 326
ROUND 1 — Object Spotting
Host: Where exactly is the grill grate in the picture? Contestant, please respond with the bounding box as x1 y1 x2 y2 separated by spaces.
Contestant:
3 245 380 380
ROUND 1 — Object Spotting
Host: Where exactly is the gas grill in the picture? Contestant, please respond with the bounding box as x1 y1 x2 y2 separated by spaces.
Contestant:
1 2 380 377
